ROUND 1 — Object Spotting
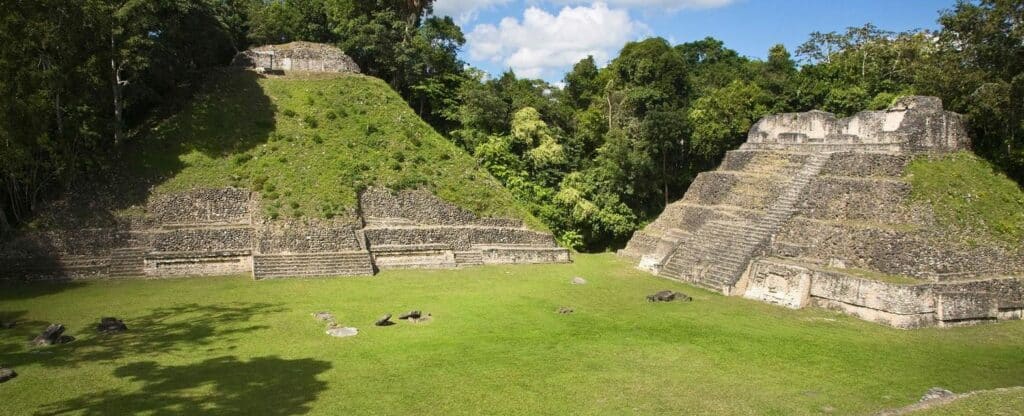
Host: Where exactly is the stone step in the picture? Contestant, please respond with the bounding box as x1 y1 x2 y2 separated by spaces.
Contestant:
253 252 374 279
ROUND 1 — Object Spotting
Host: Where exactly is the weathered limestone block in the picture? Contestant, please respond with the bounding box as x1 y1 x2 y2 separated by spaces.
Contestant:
742 259 1024 328
744 96 970 153
742 261 812 309
477 246 570 264
808 271 934 316
935 292 996 322
233 41 360 73
145 250 252 277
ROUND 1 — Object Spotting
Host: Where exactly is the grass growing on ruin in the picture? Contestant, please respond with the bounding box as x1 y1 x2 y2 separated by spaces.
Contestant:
3 254 1024 415
907 151 1024 247
128 70 540 227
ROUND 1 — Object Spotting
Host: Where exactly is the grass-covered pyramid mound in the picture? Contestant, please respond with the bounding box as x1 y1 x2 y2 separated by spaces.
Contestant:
124 70 538 227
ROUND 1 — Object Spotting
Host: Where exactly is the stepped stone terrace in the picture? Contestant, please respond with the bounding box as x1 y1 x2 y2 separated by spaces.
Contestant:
0 187 569 281
620 96 1024 328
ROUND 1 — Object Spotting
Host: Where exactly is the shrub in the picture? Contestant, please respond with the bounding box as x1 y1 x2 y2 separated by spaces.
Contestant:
282 109 297 117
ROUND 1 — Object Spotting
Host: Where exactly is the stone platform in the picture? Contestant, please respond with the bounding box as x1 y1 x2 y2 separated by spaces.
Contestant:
620 96 1024 328
0 187 569 281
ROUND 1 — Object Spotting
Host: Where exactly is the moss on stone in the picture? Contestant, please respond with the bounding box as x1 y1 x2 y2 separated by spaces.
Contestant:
907 151 1024 248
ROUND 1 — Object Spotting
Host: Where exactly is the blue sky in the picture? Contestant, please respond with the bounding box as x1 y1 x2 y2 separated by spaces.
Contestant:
431 0 957 82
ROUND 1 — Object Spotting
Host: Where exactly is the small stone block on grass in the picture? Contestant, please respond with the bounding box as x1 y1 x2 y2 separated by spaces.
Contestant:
375 314 394 326
326 325 358 338
96 317 128 334
0 368 16 383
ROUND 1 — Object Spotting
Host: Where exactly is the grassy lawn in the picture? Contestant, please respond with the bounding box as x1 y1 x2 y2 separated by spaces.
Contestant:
910 388 1024 415
2 254 1023 415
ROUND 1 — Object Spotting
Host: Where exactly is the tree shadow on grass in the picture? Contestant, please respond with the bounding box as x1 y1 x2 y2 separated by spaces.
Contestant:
0 302 283 370
36 355 331 416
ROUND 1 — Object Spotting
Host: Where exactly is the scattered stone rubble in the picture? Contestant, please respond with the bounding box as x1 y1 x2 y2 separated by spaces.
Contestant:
31 324 74 346
312 312 335 322
375 314 394 326
920 387 955 402
96 317 128 334
646 291 691 302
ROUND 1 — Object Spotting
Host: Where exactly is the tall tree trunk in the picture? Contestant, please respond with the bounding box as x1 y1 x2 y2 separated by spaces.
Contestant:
606 92 613 131
111 33 125 145
0 199 9 235
662 149 668 208
54 91 63 135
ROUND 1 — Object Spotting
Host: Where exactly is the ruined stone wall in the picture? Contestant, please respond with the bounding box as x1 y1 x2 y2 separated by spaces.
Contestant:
1 183 568 280
742 259 1024 328
0 228 137 256
744 96 970 153
256 219 362 254
148 188 253 226
363 227 555 250
817 152 911 177
796 177 931 224
149 228 254 253
772 218 1022 279
360 187 477 225
232 41 360 73
682 172 785 210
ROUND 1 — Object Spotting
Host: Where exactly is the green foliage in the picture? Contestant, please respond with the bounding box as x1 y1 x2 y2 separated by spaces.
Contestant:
135 72 540 227
907 152 1024 247
3 254 1024 415
688 80 771 164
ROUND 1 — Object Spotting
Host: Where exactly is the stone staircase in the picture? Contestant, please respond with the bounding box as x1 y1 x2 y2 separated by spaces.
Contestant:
659 152 831 292
107 248 146 277
453 251 484 266
252 251 374 279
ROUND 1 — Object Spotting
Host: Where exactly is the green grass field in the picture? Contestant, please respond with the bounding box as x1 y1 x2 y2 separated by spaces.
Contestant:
2 254 1023 415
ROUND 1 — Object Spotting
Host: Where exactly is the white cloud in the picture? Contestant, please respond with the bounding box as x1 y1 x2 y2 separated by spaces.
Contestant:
433 0 512 24
467 3 644 79
548 0 735 10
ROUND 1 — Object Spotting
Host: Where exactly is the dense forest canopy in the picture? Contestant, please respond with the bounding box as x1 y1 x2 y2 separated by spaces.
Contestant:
1 0 1021 251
